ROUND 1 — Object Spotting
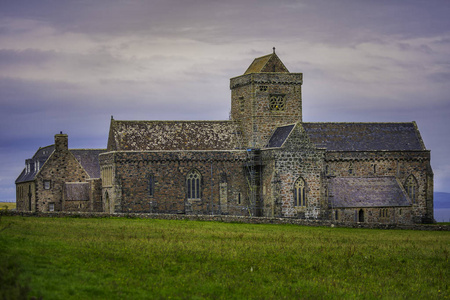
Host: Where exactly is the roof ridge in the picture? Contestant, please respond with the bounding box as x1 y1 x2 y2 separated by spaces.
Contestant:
113 120 233 123
303 121 416 124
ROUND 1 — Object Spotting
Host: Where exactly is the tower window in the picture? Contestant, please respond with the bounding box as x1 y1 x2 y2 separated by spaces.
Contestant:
259 85 268 91
239 96 245 112
269 95 286 111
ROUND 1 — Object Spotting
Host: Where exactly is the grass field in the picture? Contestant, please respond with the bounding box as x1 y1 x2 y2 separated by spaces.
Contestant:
0 216 449 299
0 202 16 210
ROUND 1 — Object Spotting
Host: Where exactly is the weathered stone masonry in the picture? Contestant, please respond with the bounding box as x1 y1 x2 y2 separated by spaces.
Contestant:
16 50 434 225
100 151 249 215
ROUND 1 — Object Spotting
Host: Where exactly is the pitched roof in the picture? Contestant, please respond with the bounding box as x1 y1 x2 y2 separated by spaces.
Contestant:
70 149 106 178
266 124 295 148
328 177 411 208
15 145 54 183
244 52 289 75
107 120 243 151
303 122 426 151
16 146 105 184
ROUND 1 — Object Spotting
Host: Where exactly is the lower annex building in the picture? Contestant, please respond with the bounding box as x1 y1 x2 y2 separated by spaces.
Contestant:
16 50 434 224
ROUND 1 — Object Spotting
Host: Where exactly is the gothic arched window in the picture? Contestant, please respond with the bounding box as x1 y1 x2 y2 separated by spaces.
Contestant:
293 177 306 207
187 170 201 200
405 175 418 204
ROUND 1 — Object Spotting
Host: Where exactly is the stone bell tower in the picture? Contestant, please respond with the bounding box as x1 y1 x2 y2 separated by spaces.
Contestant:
230 48 303 148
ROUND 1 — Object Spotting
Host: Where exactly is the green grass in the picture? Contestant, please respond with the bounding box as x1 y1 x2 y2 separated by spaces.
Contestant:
0 202 16 210
0 216 449 299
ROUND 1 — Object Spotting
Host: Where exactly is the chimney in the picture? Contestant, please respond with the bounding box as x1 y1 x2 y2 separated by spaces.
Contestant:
55 132 68 152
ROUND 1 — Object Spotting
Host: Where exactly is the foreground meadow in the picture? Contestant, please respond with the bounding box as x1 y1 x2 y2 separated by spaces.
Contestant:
0 216 449 299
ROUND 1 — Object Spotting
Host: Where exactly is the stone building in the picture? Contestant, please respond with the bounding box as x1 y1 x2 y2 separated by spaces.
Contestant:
15 133 105 212
16 50 434 224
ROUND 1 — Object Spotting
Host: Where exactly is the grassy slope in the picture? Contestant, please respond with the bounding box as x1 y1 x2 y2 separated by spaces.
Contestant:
0 216 449 299
0 202 16 210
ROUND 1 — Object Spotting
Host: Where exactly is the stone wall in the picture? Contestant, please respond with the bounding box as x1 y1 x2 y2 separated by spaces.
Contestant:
15 182 35 212
332 207 413 225
262 124 327 219
325 150 433 223
100 150 252 215
4 210 448 231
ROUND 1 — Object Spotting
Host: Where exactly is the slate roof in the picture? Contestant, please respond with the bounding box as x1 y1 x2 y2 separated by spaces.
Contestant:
266 124 295 148
15 145 54 183
303 122 426 151
71 149 106 178
244 52 289 75
328 177 411 208
64 182 90 201
16 146 105 184
108 120 243 151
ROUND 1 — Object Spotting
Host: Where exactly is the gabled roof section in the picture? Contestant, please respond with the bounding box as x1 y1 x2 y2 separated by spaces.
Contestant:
244 51 289 75
266 124 295 148
303 122 426 151
108 120 243 151
70 149 106 179
329 177 411 208
15 145 54 184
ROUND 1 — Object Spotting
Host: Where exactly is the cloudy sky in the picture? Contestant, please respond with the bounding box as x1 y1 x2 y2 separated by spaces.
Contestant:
1 0 450 202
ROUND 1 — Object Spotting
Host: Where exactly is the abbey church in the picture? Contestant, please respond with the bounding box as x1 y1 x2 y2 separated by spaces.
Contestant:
15 51 434 224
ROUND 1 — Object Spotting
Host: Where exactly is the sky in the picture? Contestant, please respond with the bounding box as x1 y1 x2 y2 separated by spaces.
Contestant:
1 0 450 202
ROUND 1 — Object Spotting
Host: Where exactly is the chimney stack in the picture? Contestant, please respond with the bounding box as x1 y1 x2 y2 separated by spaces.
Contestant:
55 133 68 152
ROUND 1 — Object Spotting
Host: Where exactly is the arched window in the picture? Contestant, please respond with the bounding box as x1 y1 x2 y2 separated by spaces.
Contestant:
293 177 306 207
187 170 201 200
405 175 418 204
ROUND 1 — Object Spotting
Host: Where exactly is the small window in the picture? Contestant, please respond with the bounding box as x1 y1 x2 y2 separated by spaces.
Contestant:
259 85 268 92
238 192 242 205
269 95 285 111
348 162 354 175
44 180 51 190
49 203 54 212
335 210 339 221
148 174 154 197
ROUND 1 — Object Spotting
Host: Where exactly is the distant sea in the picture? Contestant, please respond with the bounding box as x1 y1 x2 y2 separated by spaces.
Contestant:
434 209 450 222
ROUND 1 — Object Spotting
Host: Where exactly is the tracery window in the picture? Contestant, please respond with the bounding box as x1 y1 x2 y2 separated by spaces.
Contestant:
269 95 286 111
293 177 306 207
405 175 418 204
187 170 201 200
